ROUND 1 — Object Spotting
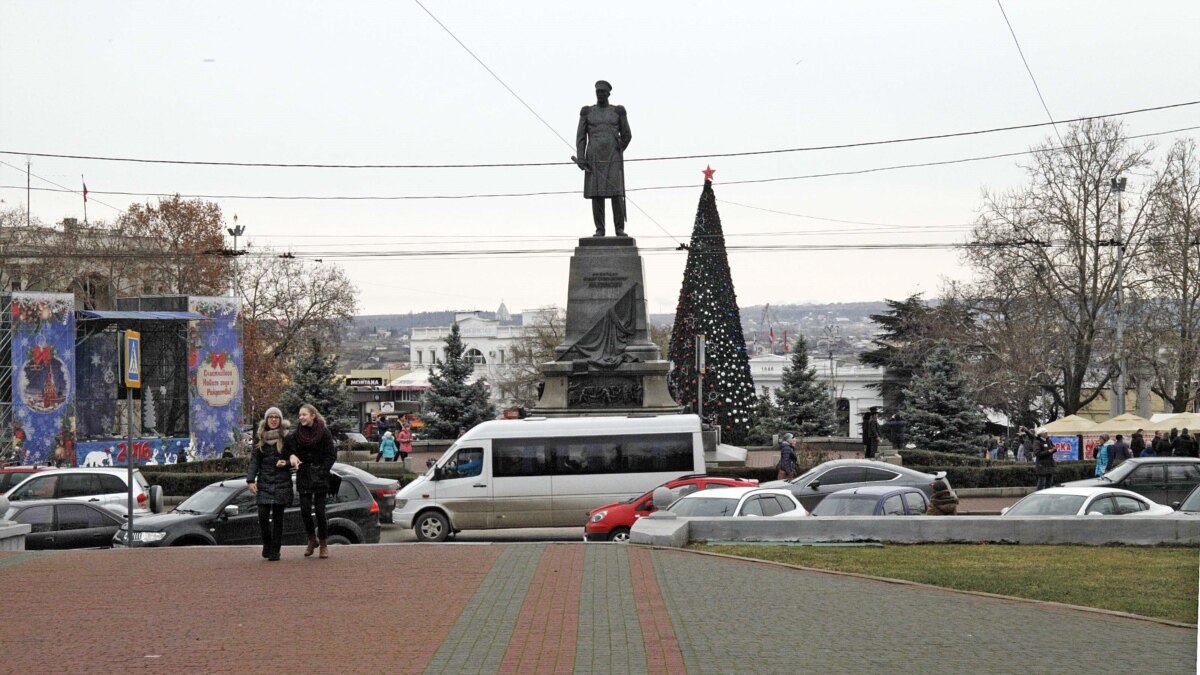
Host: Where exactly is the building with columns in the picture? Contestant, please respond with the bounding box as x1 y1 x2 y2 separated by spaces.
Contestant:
747 353 884 438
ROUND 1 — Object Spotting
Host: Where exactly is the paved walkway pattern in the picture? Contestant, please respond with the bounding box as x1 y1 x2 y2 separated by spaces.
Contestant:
0 544 1193 673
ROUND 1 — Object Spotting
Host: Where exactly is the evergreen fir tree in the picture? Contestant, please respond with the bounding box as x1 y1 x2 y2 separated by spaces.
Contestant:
860 295 933 415
774 335 837 437
745 392 784 446
901 342 987 454
668 171 757 444
419 323 496 439
278 337 355 430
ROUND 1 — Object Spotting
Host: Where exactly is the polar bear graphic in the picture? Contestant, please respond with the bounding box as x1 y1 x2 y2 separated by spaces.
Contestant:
82 448 113 467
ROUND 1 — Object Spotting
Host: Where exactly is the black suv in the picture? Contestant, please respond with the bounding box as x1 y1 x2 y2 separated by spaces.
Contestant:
113 469 381 548
1062 457 1200 506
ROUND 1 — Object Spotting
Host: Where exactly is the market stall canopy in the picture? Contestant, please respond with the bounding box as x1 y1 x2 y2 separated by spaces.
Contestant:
1041 415 1097 434
1090 413 1151 434
1146 412 1200 431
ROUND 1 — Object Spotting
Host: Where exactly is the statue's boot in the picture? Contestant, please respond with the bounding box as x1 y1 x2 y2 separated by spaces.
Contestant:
593 226 605 237
615 227 627 236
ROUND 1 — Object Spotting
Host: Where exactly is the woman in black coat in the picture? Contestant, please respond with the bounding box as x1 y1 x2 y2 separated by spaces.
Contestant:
286 403 338 559
247 407 292 561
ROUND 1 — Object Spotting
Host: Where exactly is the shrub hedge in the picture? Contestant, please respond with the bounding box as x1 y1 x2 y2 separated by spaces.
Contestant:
148 457 250 474
896 449 988 467
142 471 243 496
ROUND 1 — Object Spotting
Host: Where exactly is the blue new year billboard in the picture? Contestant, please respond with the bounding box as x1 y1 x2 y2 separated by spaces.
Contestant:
9 292 76 465
187 297 243 459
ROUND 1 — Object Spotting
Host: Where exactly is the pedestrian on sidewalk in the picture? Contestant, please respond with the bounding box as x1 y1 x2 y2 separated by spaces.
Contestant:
288 403 338 559
1151 430 1169 457
1023 426 1056 491
396 423 413 463
379 431 398 462
1173 428 1198 458
925 478 959 515
777 433 799 480
1107 434 1131 472
1094 434 1111 477
247 407 292 561
1130 429 1146 458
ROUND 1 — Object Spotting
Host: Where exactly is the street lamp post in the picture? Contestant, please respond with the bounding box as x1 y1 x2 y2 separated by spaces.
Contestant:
1112 177 1127 416
226 215 245 297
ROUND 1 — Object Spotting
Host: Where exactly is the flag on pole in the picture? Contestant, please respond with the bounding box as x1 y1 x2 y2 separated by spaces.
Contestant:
82 181 88 202
768 326 775 343
82 176 89 225
783 330 790 353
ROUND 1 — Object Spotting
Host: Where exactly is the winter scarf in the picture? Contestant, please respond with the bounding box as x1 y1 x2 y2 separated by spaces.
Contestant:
296 416 326 447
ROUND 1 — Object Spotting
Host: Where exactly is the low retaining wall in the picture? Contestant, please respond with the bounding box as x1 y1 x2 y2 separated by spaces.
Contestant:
631 513 1200 547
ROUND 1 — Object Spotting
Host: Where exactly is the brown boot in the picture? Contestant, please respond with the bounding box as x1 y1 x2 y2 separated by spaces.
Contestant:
304 536 318 557
318 539 329 559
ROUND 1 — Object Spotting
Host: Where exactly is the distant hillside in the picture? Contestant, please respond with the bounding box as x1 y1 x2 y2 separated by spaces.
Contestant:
355 301 890 335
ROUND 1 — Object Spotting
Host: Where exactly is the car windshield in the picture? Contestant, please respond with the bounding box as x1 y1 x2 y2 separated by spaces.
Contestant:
1006 494 1088 516
668 497 739 517
791 468 818 485
1179 487 1200 513
812 495 879 516
334 464 376 482
1100 462 1138 482
176 484 241 514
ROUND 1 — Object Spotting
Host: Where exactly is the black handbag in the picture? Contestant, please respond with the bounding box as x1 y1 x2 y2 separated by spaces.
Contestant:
326 471 342 496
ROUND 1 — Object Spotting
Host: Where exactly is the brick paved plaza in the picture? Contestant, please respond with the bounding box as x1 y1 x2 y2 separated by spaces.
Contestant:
0 544 1194 674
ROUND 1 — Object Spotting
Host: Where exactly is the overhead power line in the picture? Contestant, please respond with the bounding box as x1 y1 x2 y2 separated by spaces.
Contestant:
996 0 1065 147
5 124 1195 203
1 100 1195 170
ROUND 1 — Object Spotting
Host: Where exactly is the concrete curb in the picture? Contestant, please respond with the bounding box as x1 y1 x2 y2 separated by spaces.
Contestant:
648 544 1199 630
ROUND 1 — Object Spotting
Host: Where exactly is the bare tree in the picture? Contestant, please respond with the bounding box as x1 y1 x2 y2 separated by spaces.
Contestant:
1140 138 1200 412
236 251 359 418
961 118 1162 415
491 306 564 410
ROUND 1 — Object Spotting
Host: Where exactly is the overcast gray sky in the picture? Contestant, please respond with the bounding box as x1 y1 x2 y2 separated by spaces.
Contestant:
3 2 1198 316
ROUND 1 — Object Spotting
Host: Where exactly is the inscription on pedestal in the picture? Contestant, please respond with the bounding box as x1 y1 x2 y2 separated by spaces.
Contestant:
584 271 628 289
567 375 643 408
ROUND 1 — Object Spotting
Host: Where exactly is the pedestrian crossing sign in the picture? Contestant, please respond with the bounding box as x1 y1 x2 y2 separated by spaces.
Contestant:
124 330 141 388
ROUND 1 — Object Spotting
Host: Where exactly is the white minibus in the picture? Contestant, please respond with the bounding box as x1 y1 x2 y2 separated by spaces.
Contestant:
394 414 706 541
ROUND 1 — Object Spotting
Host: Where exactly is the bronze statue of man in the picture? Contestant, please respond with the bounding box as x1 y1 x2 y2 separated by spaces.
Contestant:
575 80 631 236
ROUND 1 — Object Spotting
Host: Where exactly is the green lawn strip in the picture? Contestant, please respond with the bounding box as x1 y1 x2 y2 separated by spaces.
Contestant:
691 543 1199 624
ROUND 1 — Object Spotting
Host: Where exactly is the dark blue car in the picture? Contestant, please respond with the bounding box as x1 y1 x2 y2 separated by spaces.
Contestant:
809 485 929 516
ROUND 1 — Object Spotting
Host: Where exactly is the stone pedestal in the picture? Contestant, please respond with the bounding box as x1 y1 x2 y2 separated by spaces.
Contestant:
533 237 682 417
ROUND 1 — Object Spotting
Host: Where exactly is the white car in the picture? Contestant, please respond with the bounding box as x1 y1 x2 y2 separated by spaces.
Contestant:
1000 487 1174 517
3 467 163 515
665 487 809 518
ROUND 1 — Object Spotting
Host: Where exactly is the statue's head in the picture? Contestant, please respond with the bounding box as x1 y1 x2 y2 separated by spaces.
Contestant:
595 80 612 103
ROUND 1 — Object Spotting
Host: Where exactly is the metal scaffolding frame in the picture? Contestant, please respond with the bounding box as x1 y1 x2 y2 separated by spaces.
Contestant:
0 295 13 461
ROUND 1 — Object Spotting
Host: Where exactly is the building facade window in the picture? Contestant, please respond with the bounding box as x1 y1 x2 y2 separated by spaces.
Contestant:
464 348 486 364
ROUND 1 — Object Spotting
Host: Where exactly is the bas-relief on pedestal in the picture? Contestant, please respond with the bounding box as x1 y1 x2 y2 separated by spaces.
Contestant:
532 237 682 417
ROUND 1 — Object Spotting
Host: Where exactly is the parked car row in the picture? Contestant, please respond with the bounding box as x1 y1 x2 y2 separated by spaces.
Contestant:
583 456 1200 540
3 463 391 551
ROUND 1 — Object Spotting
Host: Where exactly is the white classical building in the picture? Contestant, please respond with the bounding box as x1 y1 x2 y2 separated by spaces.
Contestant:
747 353 884 438
404 307 553 407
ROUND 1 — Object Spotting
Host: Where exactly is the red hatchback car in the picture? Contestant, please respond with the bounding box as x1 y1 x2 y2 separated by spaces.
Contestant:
584 474 758 542
0 466 50 495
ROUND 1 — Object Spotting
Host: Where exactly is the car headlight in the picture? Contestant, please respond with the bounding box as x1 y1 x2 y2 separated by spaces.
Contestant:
132 531 167 543
395 499 407 510
590 511 607 523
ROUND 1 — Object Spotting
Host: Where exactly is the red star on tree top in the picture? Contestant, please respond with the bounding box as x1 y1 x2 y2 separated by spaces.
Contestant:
702 165 716 182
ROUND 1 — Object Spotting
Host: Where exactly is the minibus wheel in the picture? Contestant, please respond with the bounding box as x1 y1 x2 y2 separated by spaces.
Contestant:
415 511 450 542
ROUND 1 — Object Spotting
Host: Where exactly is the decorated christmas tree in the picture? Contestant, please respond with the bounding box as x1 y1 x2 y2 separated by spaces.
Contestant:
668 167 757 444
420 323 496 439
